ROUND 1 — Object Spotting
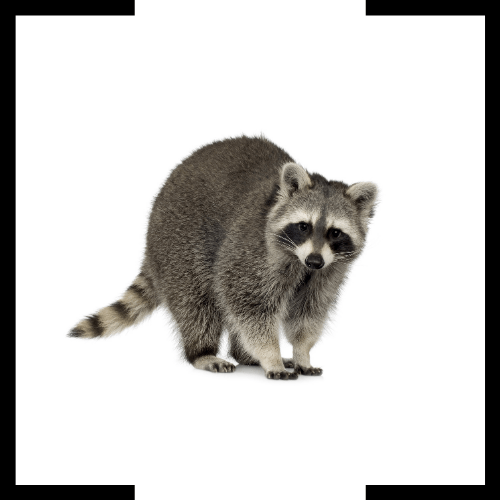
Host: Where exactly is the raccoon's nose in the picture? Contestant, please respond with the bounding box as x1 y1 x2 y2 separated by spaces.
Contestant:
305 254 324 270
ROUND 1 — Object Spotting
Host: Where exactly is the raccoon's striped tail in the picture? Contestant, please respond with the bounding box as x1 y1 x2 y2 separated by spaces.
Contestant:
68 272 158 339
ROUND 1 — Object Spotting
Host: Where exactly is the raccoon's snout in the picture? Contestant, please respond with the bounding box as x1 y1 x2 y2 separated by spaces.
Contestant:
305 254 324 270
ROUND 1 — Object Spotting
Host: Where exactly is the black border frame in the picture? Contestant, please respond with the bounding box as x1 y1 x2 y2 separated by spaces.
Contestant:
366 0 486 16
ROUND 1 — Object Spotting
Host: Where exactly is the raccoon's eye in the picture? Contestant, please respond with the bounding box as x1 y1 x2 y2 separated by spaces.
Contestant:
329 228 342 238
298 222 309 232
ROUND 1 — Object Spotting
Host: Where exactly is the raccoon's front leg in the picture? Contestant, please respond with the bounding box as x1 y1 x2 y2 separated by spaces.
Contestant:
229 330 295 368
284 317 324 376
231 321 298 380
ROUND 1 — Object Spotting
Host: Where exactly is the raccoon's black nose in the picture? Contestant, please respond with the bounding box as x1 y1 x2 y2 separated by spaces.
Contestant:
305 254 324 270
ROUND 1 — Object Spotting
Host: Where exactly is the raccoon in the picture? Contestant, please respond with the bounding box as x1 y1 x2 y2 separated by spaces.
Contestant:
69 136 378 380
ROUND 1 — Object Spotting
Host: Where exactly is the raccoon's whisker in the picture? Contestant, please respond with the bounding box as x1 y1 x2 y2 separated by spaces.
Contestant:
273 234 295 248
274 234 288 242
274 234 296 247
274 239 289 247
279 230 298 248
334 253 357 262
275 241 294 252
280 231 297 247
336 251 358 258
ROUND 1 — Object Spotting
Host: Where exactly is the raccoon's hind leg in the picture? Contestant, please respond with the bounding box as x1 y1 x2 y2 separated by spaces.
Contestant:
228 331 294 368
228 330 259 365
170 292 235 374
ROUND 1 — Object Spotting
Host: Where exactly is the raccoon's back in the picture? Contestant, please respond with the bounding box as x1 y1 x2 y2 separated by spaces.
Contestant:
146 136 293 274
162 136 292 220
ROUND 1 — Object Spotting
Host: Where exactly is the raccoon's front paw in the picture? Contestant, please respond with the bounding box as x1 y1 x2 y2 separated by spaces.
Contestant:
266 370 298 380
294 365 323 376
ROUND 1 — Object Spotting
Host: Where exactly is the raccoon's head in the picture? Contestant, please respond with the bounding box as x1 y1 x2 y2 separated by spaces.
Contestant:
267 162 378 270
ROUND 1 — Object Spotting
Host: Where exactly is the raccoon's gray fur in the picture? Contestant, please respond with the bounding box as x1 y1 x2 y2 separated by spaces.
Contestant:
69 136 378 380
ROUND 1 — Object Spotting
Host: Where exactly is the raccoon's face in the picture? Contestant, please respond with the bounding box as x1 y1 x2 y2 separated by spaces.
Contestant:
267 162 378 270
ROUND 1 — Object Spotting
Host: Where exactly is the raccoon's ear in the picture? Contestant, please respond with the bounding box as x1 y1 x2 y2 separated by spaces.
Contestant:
346 182 378 222
280 163 311 196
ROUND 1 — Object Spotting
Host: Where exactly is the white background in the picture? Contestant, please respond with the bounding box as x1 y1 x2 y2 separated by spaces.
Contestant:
16 0 485 494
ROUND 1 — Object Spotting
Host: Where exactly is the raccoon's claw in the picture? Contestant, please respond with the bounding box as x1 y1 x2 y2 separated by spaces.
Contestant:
207 361 235 373
294 365 323 376
193 356 236 373
266 370 298 380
